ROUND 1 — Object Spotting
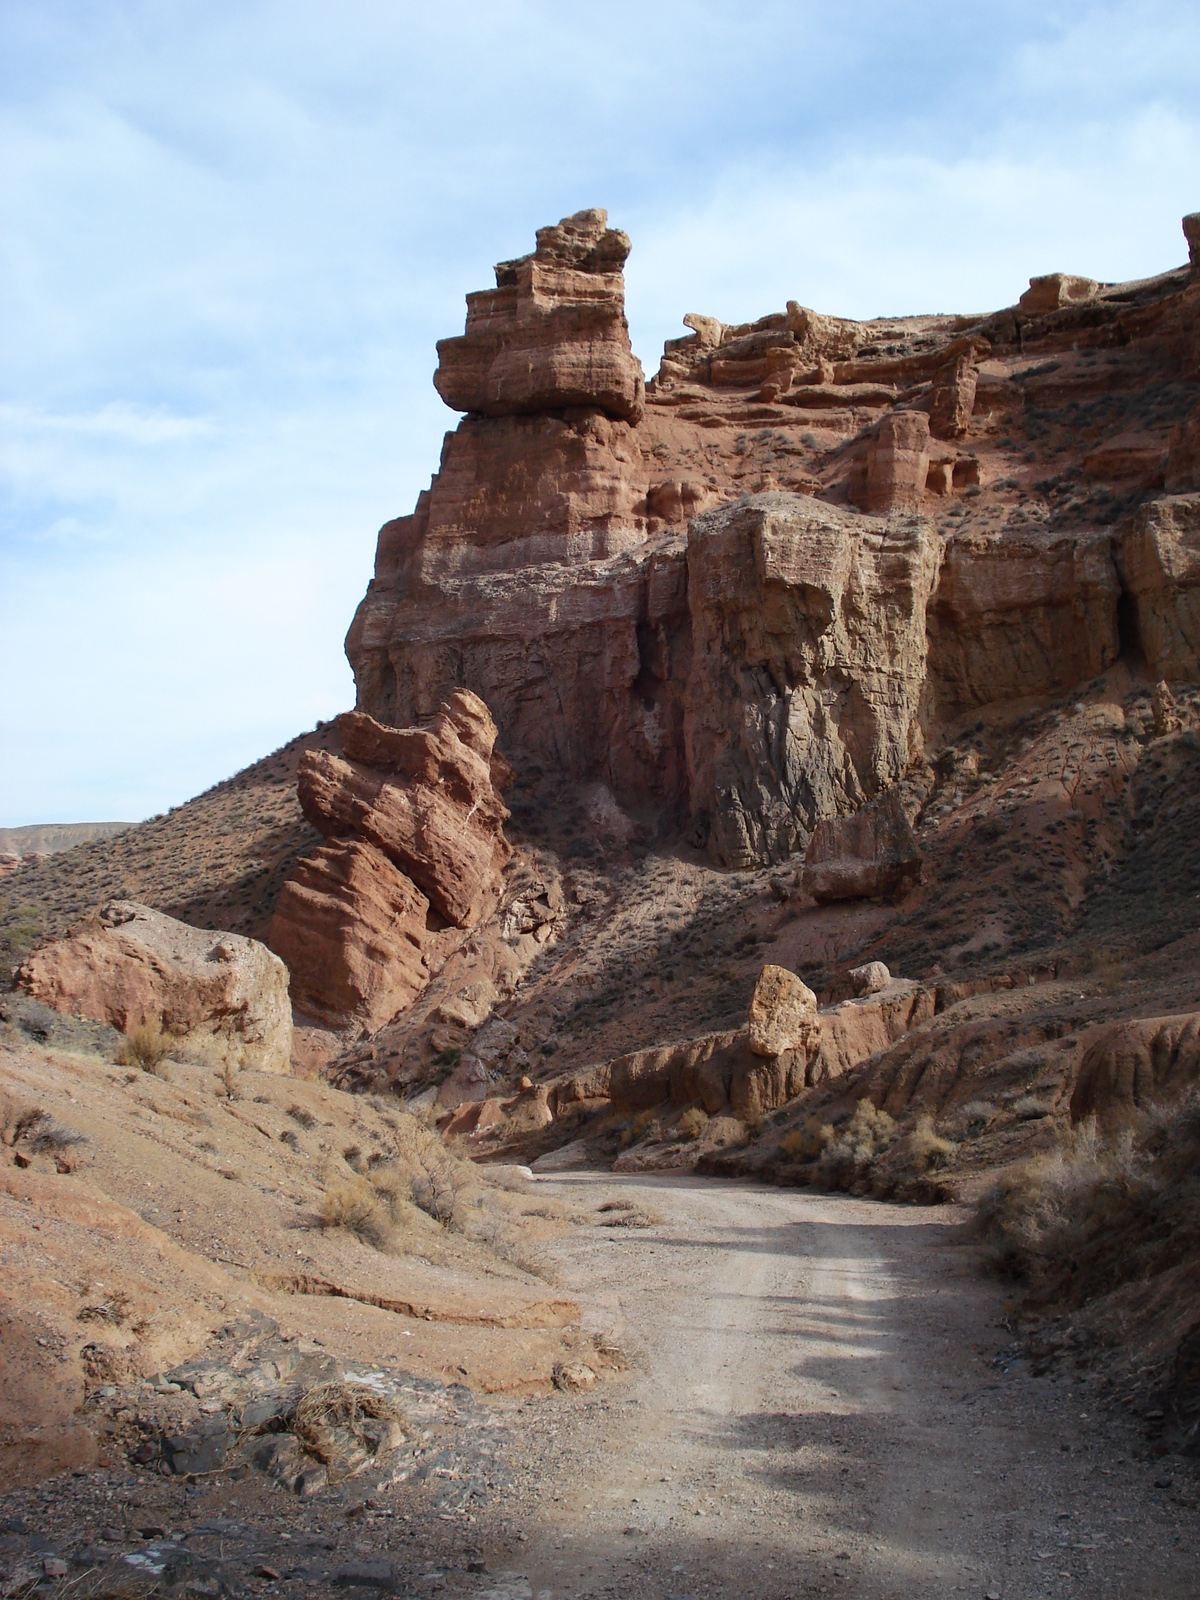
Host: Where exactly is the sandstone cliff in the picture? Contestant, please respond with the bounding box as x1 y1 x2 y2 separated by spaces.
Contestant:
346 208 1200 868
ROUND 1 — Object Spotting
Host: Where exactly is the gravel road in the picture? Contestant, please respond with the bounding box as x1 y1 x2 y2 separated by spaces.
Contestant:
476 1174 1197 1600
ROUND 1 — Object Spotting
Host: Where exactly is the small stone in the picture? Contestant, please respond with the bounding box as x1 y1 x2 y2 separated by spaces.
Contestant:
255 1564 282 1580
552 1362 597 1392
848 961 891 996
43 1558 68 1578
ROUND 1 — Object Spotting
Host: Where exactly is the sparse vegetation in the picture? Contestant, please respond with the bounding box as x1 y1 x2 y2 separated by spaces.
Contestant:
316 1177 394 1249
976 1095 1200 1314
678 1106 708 1141
214 1058 242 1100
114 1020 171 1073
908 1113 956 1172
780 1118 832 1162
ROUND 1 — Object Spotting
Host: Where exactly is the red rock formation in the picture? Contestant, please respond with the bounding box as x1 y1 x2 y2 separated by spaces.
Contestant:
1116 494 1200 681
685 494 939 866
433 209 644 423
297 693 510 930
927 527 1120 707
269 690 511 1031
268 840 429 1032
344 207 1200 870
865 412 930 513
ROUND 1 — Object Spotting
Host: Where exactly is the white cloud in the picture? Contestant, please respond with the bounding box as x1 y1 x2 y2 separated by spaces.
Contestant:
1 0 1198 822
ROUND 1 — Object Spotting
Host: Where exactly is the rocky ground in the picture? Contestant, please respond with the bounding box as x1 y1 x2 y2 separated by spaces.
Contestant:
2 1172 1196 1598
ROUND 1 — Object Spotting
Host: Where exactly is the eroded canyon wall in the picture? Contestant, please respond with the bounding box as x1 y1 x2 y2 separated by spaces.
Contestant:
346 208 1200 866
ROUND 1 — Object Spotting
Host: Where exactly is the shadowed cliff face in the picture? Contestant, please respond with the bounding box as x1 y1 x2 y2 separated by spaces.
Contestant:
346 208 1200 868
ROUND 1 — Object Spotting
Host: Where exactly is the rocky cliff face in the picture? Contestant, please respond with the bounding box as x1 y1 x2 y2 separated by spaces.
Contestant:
346 208 1200 868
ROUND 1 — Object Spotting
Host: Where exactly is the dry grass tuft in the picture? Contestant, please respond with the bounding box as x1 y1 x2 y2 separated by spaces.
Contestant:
909 1113 956 1172
678 1106 709 1142
287 1103 318 1129
316 1178 394 1249
291 1380 407 1471
214 1058 242 1100
115 1020 172 1073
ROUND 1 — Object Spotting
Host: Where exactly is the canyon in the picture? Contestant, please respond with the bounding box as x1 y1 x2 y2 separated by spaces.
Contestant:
347 207 1200 870
3 205 1200 1598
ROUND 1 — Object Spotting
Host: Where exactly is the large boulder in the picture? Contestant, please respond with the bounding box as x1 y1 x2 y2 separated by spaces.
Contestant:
802 789 921 903
685 494 940 867
1116 494 1200 681
747 965 819 1058
267 840 429 1032
297 692 511 929
15 902 293 1073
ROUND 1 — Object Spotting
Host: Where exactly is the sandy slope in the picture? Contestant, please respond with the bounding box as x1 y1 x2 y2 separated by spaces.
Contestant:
478 1174 1197 1600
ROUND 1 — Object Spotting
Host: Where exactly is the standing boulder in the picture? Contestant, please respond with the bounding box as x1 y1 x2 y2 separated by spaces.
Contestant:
747 965 819 1059
802 790 922 903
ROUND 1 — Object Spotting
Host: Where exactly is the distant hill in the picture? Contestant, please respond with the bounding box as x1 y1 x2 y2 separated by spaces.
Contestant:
0 822 131 856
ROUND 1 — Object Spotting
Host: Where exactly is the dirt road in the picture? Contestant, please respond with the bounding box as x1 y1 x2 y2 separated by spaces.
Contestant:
478 1174 1196 1600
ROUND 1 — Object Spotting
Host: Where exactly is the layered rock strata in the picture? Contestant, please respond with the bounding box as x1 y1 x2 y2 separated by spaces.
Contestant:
686 495 939 865
16 901 293 1073
347 208 1200 869
269 691 511 1029
1116 494 1200 681
267 841 429 1032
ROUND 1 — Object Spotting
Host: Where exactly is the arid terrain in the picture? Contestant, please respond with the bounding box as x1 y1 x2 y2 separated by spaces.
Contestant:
3 206 1199 1595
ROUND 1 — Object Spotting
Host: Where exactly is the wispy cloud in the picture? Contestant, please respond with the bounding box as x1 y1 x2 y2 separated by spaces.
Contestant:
2 0 1198 822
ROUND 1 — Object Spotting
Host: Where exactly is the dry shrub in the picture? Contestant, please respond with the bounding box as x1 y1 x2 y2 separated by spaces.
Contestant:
291 1381 407 1474
115 1020 171 1073
819 1098 897 1182
781 1117 835 1162
678 1106 709 1142
317 1178 393 1250
1010 1094 1054 1121
909 1113 956 1172
214 1059 242 1100
2 1103 86 1155
288 1103 318 1129
620 1106 661 1147
955 1099 995 1136
976 1095 1200 1306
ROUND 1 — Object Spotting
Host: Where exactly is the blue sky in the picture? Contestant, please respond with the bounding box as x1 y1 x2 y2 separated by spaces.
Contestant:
2 1 1198 824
